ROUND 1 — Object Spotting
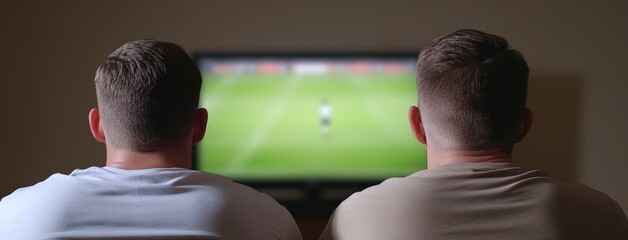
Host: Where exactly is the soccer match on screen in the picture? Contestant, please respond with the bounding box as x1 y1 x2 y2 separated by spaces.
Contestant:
195 55 427 181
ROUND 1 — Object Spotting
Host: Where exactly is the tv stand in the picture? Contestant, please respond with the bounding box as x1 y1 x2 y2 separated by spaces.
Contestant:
240 180 381 217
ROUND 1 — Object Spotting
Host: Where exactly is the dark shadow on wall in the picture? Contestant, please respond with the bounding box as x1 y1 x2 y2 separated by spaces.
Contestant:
514 74 582 182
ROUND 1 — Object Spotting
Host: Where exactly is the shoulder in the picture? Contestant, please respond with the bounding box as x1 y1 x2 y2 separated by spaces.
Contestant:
181 172 301 239
336 175 429 216
552 180 626 216
323 175 430 240
339 170 439 206
0 173 79 237
1 172 76 203
552 180 621 209
547 180 627 238
176 171 296 215
344 176 420 201
0 170 94 212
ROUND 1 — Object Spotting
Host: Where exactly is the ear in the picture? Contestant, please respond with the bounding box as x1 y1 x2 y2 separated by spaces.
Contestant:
515 108 533 143
192 108 208 143
409 106 427 144
89 108 106 143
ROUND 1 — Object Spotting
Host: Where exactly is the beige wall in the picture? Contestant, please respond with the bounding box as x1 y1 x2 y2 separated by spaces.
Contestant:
1 1 627 214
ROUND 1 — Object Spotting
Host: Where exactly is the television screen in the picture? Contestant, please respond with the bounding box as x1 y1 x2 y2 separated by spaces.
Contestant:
194 54 427 182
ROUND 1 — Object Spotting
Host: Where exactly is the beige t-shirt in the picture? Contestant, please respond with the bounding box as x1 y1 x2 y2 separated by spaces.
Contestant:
321 163 627 240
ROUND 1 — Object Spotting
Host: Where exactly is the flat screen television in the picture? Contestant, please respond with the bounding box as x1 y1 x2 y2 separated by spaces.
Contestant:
193 53 427 216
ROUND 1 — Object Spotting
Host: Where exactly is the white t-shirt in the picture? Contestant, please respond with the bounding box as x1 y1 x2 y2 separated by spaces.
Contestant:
0 167 302 240
320 163 628 240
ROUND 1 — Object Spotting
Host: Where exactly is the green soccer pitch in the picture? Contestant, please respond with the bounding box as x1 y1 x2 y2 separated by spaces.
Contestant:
196 73 427 180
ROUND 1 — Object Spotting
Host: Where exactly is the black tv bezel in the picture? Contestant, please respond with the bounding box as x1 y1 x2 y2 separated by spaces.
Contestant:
192 52 419 217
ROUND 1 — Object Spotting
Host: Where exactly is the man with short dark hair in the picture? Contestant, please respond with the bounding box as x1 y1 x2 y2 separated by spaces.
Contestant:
320 29 627 239
0 40 302 239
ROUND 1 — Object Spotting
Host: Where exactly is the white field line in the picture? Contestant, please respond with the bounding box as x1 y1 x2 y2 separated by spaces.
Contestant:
227 76 303 171
201 75 239 111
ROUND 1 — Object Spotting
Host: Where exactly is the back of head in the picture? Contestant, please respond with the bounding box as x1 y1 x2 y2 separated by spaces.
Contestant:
417 29 529 151
94 39 202 152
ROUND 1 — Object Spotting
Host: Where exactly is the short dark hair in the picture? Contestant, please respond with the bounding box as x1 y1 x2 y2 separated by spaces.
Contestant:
416 29 529 151
94 39 202 151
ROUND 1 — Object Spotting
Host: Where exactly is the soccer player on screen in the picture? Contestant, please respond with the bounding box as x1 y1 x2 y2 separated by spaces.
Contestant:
320 99 332 137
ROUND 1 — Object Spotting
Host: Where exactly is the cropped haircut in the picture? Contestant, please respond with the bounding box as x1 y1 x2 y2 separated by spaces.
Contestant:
94 39 202 151
416 29 529 151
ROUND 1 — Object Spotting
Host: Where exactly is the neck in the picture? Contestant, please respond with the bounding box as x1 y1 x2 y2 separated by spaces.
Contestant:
426 147 513 169
105 145 192 170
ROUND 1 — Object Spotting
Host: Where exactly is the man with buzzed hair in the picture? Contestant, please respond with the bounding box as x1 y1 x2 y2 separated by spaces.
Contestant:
0 40 302 239
320 29 627 239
